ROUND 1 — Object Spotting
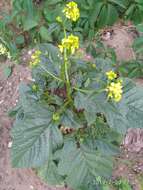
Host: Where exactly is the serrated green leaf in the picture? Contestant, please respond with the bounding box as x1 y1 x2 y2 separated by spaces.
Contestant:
61 109 81 128
11 84 63 168
38 159 64 185
58 139 113 189
11 108 63 168
74 80 143 134
123 84 143 128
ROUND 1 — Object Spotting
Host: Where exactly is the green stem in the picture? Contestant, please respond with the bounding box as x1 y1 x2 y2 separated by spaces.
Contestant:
64 50 72 101
60 27 67 80
40 65 63 82
73 87 105 94
60 24 72 102
64 28 67 38
58 100 71 114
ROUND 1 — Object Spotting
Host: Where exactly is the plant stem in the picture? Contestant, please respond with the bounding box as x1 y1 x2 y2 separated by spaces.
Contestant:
40 65 63 82
61 24 72 102
64 50 72 102
73 87 105 94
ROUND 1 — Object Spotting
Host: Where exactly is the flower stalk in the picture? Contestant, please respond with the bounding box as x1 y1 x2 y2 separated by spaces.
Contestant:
58 2 80 101
63 50 72 102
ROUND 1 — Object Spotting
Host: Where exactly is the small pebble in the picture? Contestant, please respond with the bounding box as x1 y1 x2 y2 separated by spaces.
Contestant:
0 100 4 104
27 77 35 82
8 141 12 148
28 50 32 55
126 154 129 158
30 185 34 189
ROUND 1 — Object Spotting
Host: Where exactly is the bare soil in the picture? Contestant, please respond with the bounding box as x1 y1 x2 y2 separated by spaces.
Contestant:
102 22 136 61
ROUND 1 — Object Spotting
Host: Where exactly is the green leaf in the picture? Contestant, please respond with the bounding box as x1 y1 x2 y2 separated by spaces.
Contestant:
23 19 38 31
122 84 143 128
106 4 118 25
109 0 126 9
89 2 103 27
61 109 81 129
39 26 52 41
133 36 143 54
84 110 97 125
11 84 63 168
32 43 62 83
136 23 143 32
74 84 135 134
3 66 12 78
74 92 98 125
97 4 118 27
8 104 21 118
58 139 113 189
38 159 64 186
11 109 63 168
15 35 25 45
105 81 143 132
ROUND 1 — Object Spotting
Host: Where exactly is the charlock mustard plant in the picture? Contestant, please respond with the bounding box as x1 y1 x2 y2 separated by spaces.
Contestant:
11 2 143 190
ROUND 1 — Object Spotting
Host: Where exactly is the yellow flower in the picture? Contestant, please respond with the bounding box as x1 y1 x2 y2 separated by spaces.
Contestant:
0 43 11 59
106 70 117 80
106 81 123 102
58 34 79 54
63 1 80 22
30 50 41 67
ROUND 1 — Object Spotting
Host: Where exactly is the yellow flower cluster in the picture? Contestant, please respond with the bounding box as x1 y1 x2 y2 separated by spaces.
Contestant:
58 34 79 54
0 43 11 59
106 70 117 80
106 70 123 102
106 80 123 102
30 50 41 67
63 1 80 22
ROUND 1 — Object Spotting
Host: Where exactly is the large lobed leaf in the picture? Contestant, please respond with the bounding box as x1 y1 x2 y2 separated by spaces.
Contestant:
38 158 64 186
58 138 113 189
11 84 63 168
